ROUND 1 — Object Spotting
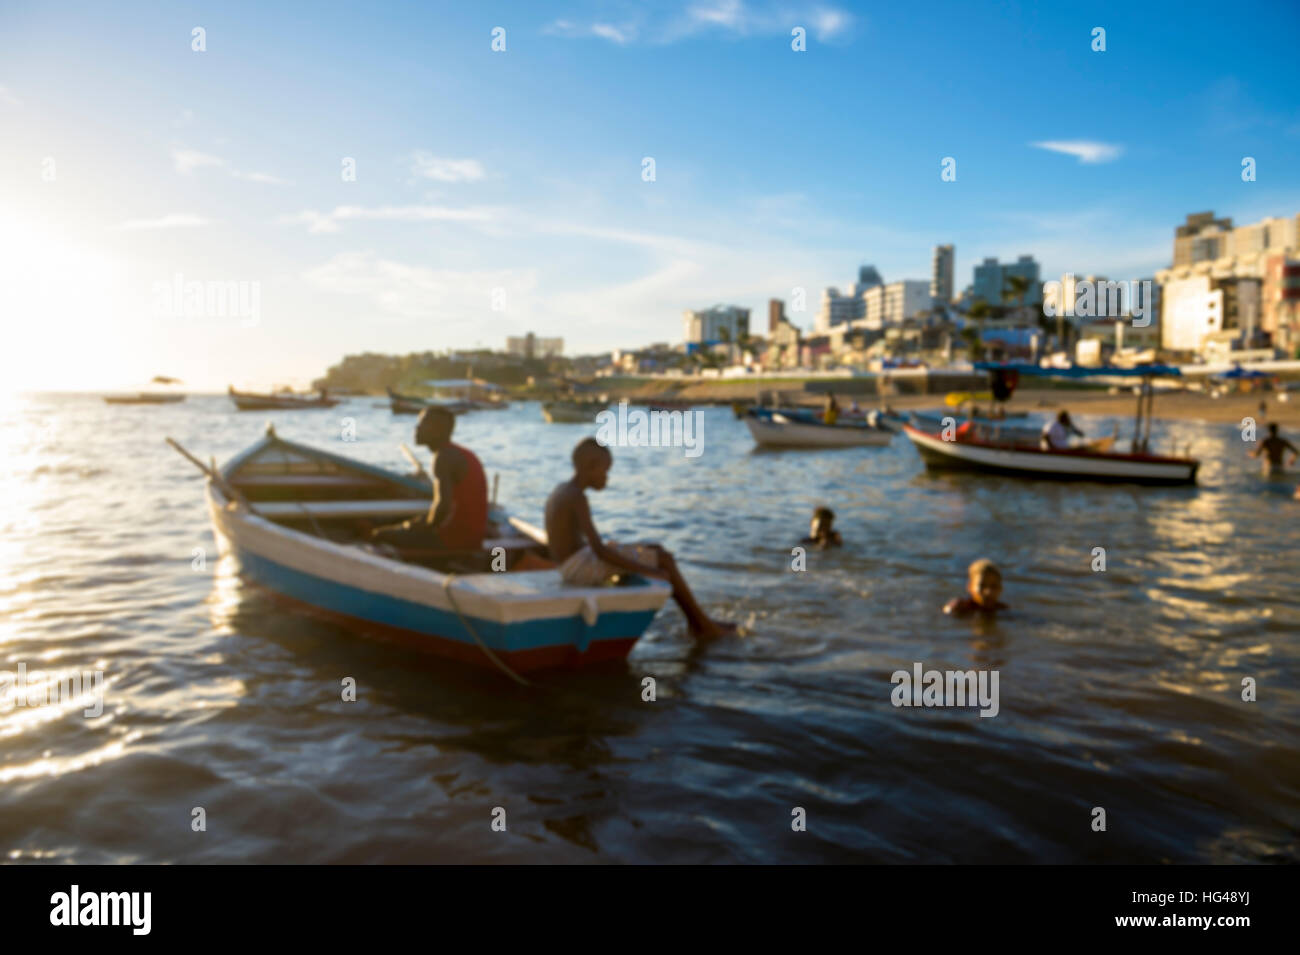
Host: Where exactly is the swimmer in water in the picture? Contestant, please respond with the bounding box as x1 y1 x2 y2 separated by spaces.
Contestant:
944 559 1009 616
800 507 842 549
1250 423 1298 476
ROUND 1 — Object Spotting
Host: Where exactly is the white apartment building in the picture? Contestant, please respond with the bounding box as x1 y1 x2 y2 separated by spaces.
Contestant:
858 280 933 330
683 304 750 344
1162 275 1224 352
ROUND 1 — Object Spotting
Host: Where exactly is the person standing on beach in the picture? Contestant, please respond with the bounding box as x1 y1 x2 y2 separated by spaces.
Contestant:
371 406 488 552
1251 422 1299 476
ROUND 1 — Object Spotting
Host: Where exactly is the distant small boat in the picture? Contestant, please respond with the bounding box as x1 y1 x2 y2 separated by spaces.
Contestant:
542 400 604 423
196 429 670 672
631 398 692 413
229 386 340 411
103 393 186 405
744 408 893 448
386 388 473 416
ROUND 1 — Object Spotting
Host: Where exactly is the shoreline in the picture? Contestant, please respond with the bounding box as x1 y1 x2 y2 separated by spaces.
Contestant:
596 379 1300 426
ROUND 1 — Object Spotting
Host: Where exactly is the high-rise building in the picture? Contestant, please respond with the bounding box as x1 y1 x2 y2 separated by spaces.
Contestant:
1173 211 1235 267
505 333 563 358
931 245 955 304
815 265 883 332
972 255 1042 306
683 305 750 345
1158 210 1300 352
768 298 785 333
1170 210 1300 270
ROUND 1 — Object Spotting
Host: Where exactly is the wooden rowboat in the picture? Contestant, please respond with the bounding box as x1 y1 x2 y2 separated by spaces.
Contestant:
744 408 893 448
229 386 340 411
199 429 670 672
386 388 473 415
541 400 604 423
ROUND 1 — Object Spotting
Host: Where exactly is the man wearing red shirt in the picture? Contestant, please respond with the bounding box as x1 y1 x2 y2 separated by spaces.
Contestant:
372 406 487 553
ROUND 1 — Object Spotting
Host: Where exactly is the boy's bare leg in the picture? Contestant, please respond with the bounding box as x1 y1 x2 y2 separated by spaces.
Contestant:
652 547 737 639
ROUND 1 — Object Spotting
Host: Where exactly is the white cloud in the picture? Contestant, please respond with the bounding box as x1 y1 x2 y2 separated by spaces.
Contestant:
302 251 538 323
172 147 291 183
409 152 486 183
1030 140 1123 164
172 148 227 174
115 214 212 231
675 1 854 42
277 204 502 234
808 8 850 41
544 20 637 44
688 0 745 30
0 85 20 107
546 3 854 45
236 170 291 185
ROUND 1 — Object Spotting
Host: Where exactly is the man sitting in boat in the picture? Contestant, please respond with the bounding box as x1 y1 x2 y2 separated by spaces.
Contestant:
1251 423 1299 476
944 560 1008 616
1040 411 1084 450
823 392 840 425
370 406 487 554
545 438 737 640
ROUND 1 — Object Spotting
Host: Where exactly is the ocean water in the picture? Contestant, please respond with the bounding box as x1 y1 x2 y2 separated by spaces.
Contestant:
0 392 1296 863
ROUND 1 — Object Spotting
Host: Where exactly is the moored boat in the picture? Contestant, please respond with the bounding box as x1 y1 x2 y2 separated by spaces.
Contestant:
542 400 604 423
744 408 893 448
190 428 671 672
386 388 473 415
900 362 1200 485
103 393 186 405
229 386 340 411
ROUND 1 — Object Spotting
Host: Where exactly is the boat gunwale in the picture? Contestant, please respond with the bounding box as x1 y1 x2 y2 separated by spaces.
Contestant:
901 423 1199 467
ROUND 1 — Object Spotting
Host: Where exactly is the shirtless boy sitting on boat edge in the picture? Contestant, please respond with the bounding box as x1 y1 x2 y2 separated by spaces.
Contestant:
545 438 737 640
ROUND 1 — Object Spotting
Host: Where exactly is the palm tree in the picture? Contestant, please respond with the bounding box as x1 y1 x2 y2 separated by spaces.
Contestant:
1003 275 1032 320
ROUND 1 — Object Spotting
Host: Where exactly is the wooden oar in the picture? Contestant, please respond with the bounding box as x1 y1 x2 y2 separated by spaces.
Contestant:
165 437 258 514
399 442 430 481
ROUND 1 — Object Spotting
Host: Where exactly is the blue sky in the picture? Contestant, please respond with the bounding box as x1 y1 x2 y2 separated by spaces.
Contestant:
1 0 1297 390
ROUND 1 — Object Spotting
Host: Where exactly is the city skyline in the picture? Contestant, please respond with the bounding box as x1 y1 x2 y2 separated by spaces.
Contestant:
2 0 1299 390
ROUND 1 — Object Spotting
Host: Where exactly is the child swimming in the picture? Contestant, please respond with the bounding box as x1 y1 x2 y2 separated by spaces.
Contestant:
800 507 842 549
944 559 1008 616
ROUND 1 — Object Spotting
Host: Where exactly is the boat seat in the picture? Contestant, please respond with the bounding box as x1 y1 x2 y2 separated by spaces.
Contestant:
254 499 429 519
233 474 389 489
